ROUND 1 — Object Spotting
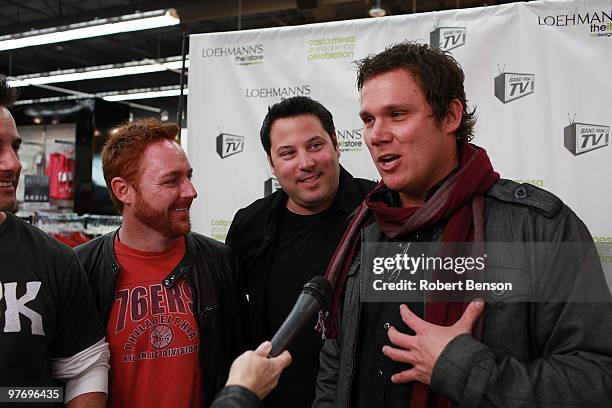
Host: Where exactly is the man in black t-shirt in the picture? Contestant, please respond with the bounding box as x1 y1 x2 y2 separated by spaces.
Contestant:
0 76 109 407
226 96 374 408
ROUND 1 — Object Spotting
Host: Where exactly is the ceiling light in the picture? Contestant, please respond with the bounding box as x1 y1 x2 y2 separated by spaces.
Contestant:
13 95 81 105
0 9 180 52
8 56 188 87
13 86 188 105
102 86 188 102
369 0 386 17
368 8 386 17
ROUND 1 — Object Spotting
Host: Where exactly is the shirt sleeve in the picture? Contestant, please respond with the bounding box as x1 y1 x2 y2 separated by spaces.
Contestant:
49 256 106 358
430 209 612 407
51 338 110 402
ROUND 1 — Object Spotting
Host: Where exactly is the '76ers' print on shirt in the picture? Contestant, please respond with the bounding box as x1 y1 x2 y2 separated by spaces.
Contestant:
110 279 199 362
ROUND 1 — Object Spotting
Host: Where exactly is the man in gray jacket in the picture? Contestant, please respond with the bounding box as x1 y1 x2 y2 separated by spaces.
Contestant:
314 42 612 407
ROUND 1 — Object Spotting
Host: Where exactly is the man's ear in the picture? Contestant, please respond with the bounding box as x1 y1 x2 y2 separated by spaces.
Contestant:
444 98 463 134
266 154 276 177
110 177 133 207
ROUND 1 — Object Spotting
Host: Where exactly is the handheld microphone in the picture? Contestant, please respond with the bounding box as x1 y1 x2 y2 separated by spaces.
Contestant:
269 276 332 357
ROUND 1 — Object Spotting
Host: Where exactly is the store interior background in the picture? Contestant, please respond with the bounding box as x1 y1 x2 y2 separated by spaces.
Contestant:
0 0 520 245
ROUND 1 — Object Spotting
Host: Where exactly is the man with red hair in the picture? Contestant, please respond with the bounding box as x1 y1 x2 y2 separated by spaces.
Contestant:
76 118 246 407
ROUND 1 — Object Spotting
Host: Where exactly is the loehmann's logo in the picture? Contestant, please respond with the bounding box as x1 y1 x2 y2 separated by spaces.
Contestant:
245 84 311 99
564 118 609 155
430 27 466 51
264 178 281 197
216 133 245 159
336 128 364 152
201 44 264 65
494 70 535 104
537 10 612 26
0 281 44 335
537 9 612 38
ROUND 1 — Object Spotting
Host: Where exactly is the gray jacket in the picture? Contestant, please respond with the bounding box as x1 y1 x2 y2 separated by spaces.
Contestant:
314 179 612 407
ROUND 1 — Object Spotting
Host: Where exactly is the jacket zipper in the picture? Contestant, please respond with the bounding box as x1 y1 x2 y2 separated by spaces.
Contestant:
105 263 121 323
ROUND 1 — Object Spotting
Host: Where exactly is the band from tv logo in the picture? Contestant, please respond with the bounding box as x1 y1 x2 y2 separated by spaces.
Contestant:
564 122 609 155
216 133 245 159
430 27 466 51
264 177 281 197
494 72 535 104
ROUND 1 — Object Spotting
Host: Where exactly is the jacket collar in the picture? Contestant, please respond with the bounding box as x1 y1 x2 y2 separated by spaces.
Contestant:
335 165 367 215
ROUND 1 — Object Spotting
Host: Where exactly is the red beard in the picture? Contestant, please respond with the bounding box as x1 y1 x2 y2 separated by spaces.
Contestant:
133 190 191 238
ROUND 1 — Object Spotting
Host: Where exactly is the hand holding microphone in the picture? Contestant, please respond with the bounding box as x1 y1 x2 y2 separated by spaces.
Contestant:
212 276 331 407
225 341 292 400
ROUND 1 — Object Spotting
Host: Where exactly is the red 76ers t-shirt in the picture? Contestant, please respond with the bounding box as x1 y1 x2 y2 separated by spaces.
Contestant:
107 236 202 407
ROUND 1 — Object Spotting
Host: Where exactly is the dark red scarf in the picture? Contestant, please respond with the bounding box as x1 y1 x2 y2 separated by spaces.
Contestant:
317 142 499 408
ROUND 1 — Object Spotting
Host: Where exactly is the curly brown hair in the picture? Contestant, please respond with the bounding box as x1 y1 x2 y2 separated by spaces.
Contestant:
102 118 179 213
356 41 476 142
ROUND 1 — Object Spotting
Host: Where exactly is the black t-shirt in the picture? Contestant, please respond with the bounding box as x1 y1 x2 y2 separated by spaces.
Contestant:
264 206 345 408
0 213 105 392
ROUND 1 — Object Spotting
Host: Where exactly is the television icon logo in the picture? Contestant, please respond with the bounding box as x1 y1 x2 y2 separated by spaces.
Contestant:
264 178 281 196
216 133 245 159
495 73 535 103
430 27 466 51
564 122 609 155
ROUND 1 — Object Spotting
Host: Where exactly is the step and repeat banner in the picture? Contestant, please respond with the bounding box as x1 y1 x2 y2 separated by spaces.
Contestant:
187 0 611 278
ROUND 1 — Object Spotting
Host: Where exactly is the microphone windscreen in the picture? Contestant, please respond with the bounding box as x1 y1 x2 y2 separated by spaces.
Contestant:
302 276 332 307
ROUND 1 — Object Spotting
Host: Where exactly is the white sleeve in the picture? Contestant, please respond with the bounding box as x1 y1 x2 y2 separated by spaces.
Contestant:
50 338 110 403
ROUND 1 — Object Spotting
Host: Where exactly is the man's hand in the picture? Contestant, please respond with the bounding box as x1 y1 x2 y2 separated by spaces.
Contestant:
382 299 484 385
225 341 292 399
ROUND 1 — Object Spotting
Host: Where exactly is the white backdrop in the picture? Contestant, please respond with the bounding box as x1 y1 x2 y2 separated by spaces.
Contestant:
187 0 612 279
